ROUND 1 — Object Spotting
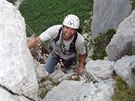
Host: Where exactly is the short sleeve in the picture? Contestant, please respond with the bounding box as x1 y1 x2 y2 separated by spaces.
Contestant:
76 33 86 55
39 25 62 41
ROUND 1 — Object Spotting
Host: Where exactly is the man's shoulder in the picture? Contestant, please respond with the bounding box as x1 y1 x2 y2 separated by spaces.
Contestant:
76 33 85 42
74 33 84 47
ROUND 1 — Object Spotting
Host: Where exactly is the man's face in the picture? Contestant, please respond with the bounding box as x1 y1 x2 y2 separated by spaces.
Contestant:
62 26 76 40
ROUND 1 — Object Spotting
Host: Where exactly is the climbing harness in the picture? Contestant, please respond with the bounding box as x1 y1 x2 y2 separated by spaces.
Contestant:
26 24 68 70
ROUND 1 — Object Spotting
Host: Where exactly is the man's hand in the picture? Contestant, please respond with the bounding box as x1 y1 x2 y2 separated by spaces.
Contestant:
75 54 86 75
75 66 85 75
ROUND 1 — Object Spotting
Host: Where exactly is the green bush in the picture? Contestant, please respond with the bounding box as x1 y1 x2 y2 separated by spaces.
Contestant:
112 77 135 101
19 0 93 36
131 0 135 10
91 29 116 60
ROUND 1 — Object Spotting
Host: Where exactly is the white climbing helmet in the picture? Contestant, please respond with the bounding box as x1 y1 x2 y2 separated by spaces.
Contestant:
63 14 80 29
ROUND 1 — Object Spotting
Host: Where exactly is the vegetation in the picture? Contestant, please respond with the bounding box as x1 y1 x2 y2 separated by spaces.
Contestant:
131 68 135 75
91 29 116 60
112 77 135 101
131 0 135 10
18 0 93 36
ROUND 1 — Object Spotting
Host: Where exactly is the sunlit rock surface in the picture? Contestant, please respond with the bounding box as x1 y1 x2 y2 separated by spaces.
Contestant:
106 10 135 61
91 0 131 39
43 79 115 101
114 55 135 87
0 0 38 100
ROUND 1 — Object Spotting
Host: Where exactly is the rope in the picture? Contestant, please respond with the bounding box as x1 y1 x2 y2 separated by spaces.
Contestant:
26 24 50 54
26 24 68 72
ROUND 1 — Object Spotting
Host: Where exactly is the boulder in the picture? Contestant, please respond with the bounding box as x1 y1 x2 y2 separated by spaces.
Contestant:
0 0 38 100
106 10 135 61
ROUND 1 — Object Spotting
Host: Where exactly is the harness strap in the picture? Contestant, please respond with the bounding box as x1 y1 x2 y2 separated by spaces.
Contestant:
70 32 77 53
53 27 62 42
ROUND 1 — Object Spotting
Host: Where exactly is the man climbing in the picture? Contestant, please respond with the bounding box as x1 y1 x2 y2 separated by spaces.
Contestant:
28 14 86 75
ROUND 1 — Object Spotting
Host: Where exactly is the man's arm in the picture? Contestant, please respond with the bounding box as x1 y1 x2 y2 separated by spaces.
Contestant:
75 54 86 75
79 54 86 67
28 37 41 49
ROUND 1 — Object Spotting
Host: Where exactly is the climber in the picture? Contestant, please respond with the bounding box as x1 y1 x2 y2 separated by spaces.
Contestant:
28 14 86 75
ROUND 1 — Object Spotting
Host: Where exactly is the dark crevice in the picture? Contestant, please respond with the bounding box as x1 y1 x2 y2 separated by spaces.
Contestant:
0 84 35 101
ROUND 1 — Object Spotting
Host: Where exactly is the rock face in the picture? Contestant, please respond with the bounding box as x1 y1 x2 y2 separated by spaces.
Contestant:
0 87 31 101
43 80 115 101
106 10 135 61
91 0 131 39
0 0 38 100
114 55 135 88
85 59 114 81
